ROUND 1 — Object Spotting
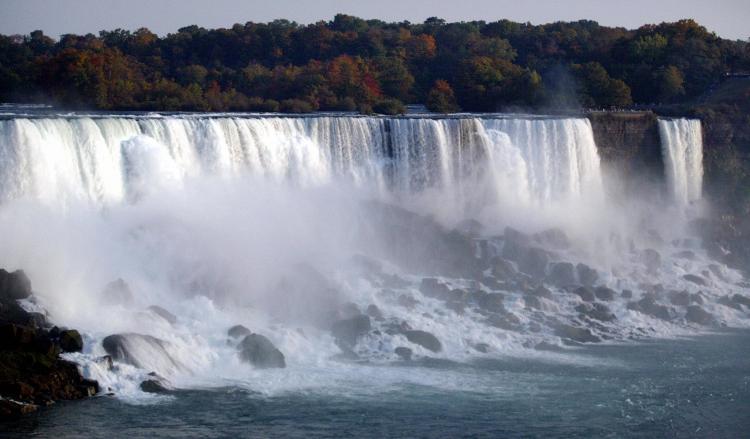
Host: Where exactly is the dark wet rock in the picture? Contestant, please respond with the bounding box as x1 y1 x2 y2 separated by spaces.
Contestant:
554 324 600 343
331 315 371 349
456 219 483 238
0 398 38 418
228 325 252 339
534 228 571 250
490 257 518 280
627 297 675 321
573 286 596 302
338 302 362 320
731 294 750 308
102 333 180 371
683 274 708 286
238 334 286 368
366 304 384 321
478 293 506 313
0 269 32 301
419 278 450 300
394 346 412 360
147 305 177 325
59 329 83 353
668 290 692 307
685 305 714 325
518 247 551 279
397 294 419 309
140 379 169 393
547 262 576 287
403 330 442 352
485 313 521 330
594 286 616 301
473 343 490 353
639 249 662 273
576 264 598 286
530 285 553 299
0 271 98 416
576 303 616 322
674 250 697 260
524 295 542 310
621 289 633 299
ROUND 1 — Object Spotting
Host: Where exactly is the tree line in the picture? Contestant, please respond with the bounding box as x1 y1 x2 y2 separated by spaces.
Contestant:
0 15 748 113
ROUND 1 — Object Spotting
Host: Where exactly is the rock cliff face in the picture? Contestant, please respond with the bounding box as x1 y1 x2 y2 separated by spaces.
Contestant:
0 270 98 419
587 112 665 197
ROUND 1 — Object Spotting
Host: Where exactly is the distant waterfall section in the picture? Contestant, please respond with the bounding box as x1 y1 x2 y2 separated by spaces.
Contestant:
658 118 704 207
0 116 603 212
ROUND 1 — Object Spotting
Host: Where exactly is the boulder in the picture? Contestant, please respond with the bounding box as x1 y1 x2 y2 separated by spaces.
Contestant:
485 313 521 330
530 285 553 299
573 286 595 302
397 294 419 309
228 325 252 339
576 303 616 322
102 333 181 372
140 373 171 393
554 324 600 343
472 343 490 353
685 305 714 326
237 334 286 368
718 295 743 311
621 289 633 299
331 315 371 349
732 294 750 308
394 346 412 361
683 274 708 286
147 306 177 325
576 264 598 286
490 257 518 280
478 293 506 313
518 247 550 279
0 269 32 301
594 286 616 301
627 297 675 321
403 330 442 353
547 262 576 287
59 329 83 353
419 278 450 300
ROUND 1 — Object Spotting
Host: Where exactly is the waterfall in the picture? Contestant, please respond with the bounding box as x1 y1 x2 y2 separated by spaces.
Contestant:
658 118 704 206
0 115 603 213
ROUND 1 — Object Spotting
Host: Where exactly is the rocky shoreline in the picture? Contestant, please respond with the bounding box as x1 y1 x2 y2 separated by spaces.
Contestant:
0 269 98 419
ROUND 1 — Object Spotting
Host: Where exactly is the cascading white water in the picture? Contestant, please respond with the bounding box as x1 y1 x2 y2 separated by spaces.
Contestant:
658 118 704 206
0 115 603 215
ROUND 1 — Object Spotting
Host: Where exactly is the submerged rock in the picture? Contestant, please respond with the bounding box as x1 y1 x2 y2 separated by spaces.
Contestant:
485 312 521 330
403 330 442 353
237 334 286 369
554 324 600 343
685 305 714 325
331 315 371 349
639 249 662 273
419 278 450 300
683 274 708 286
524 295 542 310
394 346 413 360
227 325 252 339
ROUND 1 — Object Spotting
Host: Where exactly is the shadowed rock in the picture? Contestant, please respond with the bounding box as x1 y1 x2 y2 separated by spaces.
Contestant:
228 325 252 339
0 269 32 301
576 263 598 286
554 324 600 343
59 329 83 353
683 274 708 286
394 346 412 360
331 315 371 349
547 262 576 287
594 286 616 301
573 286 596 302
403 330 442 352
627 297 675 321
576 302 616 322
238 334 286 368
685 305 714 325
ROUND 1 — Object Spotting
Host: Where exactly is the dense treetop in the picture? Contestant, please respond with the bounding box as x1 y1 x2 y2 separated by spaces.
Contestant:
0 15 748 113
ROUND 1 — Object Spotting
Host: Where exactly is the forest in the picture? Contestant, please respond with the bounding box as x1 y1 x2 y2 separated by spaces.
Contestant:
0 15 748 113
